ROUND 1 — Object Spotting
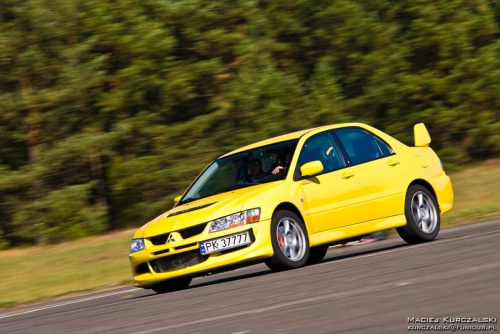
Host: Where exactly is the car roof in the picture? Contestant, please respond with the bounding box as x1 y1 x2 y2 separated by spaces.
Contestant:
220 123 368 158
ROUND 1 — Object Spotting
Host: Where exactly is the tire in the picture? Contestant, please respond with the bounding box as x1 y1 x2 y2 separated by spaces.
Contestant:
306 245 329 265
397 185 440 244
265 210 310 271
151 277 192 294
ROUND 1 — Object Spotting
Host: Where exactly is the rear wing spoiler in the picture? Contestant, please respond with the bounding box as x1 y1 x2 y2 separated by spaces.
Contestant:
390 123 431 147
413 123 431 147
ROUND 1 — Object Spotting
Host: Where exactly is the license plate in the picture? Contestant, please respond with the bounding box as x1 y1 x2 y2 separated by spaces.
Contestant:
200 231 252 255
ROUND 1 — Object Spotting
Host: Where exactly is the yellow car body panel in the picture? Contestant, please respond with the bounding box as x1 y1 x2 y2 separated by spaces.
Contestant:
129 123 454 289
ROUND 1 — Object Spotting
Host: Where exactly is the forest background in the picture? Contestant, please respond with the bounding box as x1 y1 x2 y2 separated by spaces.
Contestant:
1 0 499 248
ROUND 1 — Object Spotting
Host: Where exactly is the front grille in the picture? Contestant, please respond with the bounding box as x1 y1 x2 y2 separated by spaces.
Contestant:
153 248 170 256
174 242 197 251
148 223 206 246
178 223 206 239
150 250 208 273
150 233 170 245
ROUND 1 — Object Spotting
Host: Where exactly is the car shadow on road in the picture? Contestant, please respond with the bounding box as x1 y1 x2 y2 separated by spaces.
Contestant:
320 241 408 264
190 269 273 289
128 267 274 301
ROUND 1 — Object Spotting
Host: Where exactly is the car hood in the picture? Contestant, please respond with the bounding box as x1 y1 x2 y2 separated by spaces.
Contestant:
141 182 281 238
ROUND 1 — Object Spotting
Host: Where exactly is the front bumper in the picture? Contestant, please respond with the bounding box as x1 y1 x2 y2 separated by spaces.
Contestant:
129 219 273 288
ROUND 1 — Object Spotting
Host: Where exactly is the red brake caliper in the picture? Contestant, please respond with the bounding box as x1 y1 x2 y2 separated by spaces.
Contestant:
277 231 285 250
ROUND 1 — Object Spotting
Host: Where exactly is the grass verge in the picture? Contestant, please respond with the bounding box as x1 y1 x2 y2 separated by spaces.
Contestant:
1 159 499 307
0 230 134 307
441 159 500 226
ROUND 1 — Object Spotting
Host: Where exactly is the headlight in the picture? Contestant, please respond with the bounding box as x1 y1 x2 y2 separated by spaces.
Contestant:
209 208 261 233
130 238 145 253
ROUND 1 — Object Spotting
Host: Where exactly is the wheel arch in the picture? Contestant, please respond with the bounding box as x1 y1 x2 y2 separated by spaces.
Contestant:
408 179 439 212
273 202 307 228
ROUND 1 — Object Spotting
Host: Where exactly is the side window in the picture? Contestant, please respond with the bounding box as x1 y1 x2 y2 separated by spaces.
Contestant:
373 135 393 156
335 128 391 165
297 132 343 175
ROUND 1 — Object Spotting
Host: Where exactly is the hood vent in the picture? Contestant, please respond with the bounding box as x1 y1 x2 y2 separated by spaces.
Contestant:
167 202 216 217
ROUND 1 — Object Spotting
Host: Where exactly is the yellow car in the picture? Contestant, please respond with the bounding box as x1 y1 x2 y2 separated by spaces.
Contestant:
129 123 453 293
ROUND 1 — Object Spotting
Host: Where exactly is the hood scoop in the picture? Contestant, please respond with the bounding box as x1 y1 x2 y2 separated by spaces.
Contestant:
167 202 217 218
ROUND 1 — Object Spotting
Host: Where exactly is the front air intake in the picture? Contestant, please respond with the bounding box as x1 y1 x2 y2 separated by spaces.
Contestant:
150 250 208 273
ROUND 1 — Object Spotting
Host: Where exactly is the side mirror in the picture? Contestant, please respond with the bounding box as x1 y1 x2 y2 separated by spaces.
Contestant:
173 195 182 206
414 123 431 147
300 160 324 178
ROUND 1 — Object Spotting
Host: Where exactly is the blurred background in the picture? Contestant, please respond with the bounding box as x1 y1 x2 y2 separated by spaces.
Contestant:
0 0 499 250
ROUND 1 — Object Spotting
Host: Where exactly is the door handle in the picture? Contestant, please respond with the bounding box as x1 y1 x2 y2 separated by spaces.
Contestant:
341 171 355 179
388 159 400 167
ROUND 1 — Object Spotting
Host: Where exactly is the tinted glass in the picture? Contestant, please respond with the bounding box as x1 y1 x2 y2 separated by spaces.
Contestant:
180 140 298 204
335 128 386 165
373 135 393 156
298 132 343 174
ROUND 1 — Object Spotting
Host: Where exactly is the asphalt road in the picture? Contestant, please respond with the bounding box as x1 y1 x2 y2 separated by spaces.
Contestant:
1 220 499 334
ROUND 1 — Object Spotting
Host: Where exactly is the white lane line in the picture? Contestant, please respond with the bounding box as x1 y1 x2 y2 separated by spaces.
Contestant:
134 261 500 334
1 227 499 321
0 288 141 320
0 297 139 328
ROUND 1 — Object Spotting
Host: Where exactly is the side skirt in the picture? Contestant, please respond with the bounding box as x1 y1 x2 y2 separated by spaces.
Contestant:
308 214 406 247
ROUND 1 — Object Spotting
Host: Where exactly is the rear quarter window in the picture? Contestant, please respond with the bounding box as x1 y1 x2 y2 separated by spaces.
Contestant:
335 127 392 165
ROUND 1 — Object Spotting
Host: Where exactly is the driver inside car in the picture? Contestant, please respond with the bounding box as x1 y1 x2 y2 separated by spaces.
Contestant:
247 159 266 183
271 153 292 175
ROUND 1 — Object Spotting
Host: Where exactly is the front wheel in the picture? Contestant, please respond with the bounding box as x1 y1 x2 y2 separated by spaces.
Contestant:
397 185 440 244
265 210 309 271
306 244 329 265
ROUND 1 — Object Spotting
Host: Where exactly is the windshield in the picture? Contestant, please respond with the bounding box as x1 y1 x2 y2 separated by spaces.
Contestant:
179 140 298 205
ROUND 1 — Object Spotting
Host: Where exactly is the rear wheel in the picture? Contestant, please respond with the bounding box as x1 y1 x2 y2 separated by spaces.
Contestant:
397 185 440 244
151 277 192 294
265 210 309 271
306 245 329 265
